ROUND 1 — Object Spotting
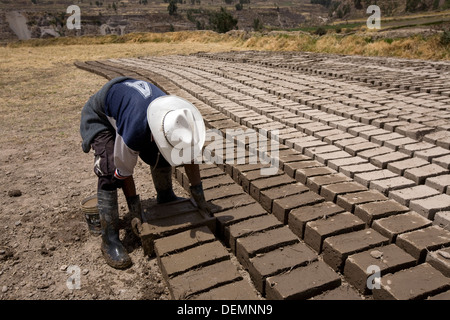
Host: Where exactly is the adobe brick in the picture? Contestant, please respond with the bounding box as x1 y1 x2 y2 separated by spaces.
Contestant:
334 137 367 149
214 202 267 236
304 145 341 159
354 199 409 226
434 211 450 231
428 290 450 300
304 212 365 253
208 193 256 215
389 185 440 206
320 181 367 202
295 166 336 184
315 150 352 165
306 173 352 194
409 194 450 220
359 129 390 141
396 225 450 262
414 146 450 162
323 133 354 144
345 142 379 157
168 260 243 299
265 261 341 300
288 201 345 239
225 214 283 253
272 191 324 224
404 164 448 184
259 183 309 212
236 226 299 269
238 168 283 193
386 157 429 175
336 190 388 213
372 211 432 243
373 263 450 300
370 152 410 169
328 156 367 171
154 226 215 257
201 175 236 190
433 154 450 169
344 244 416 295
371 132 404 146
309 284 363 300
204 184 245 202
357 147 392 161
354 169 398 187
283 160 324 178
322 229 389 271
384 137 417 151
426 174 450 193
191 279 261 300
159 241 230 278
339 163 380 179
369 176 416 196
249 174 294 201
398 141 435 157
248 243 318 295
426 247 450 277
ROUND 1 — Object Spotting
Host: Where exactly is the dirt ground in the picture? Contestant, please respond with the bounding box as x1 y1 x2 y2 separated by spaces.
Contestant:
0 41 240 300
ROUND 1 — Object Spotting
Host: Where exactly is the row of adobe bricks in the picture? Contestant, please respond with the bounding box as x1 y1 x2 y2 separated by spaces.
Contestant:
133 56 450 224
74 59 450 299
155 71 450 299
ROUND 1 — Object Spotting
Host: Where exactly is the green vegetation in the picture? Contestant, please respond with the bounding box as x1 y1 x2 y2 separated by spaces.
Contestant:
209 7 238 33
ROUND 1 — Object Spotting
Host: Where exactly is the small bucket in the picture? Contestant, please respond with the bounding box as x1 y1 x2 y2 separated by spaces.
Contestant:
81 195 101 236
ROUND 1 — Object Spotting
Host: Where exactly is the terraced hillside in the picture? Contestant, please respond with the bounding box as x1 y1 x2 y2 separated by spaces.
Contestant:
75 51 450 300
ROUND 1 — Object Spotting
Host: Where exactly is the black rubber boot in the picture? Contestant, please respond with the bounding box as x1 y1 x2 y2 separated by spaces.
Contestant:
97 189 132 269
150 166 179 204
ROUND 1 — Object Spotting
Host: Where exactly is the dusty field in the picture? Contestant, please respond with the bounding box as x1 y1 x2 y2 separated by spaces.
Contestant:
0 41 241 300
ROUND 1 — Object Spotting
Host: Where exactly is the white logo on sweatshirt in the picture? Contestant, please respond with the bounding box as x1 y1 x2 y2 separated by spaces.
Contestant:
124 80 152 99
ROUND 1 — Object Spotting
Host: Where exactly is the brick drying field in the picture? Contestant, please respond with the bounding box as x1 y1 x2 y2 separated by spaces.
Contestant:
75 51 450 300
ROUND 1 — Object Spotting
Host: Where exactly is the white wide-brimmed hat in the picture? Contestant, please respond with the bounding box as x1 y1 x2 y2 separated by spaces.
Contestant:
147 95 206 166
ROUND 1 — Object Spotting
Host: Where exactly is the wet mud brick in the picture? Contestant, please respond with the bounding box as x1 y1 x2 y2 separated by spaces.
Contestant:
235 226 299 269
353 169 398 188
249 174 295 202
159 241 230 279
322 229 389 271
139 199 215 256
214 202 267 237
154 226 215 257
304 212 365 253
320 181 367 202
238 169 283 193
306 173 352 193
372 211 432 243
289 202 345 239
354 200 410 226
265 260 341 300
395 225 450 262
207 193 256 214
344 244 416 295
248 243 318 295
404 164 449 184
389 185 440 206
373 263 450 300
283 160 324 179
272 191 324 224
409 194 450 220
204 184 246 201
336 190 388 213
259 182 309 212
327 156 367 172
310 285 363 300
168 260 243 300
295 166 336 184
426 247 450 277
225 214 283 253
190 280 261 300
369 176 416 196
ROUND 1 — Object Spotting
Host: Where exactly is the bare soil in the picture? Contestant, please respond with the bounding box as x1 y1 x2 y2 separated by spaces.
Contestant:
0 42 237 300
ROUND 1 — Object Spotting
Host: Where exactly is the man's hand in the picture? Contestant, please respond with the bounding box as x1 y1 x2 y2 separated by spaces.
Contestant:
189 183 211 216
